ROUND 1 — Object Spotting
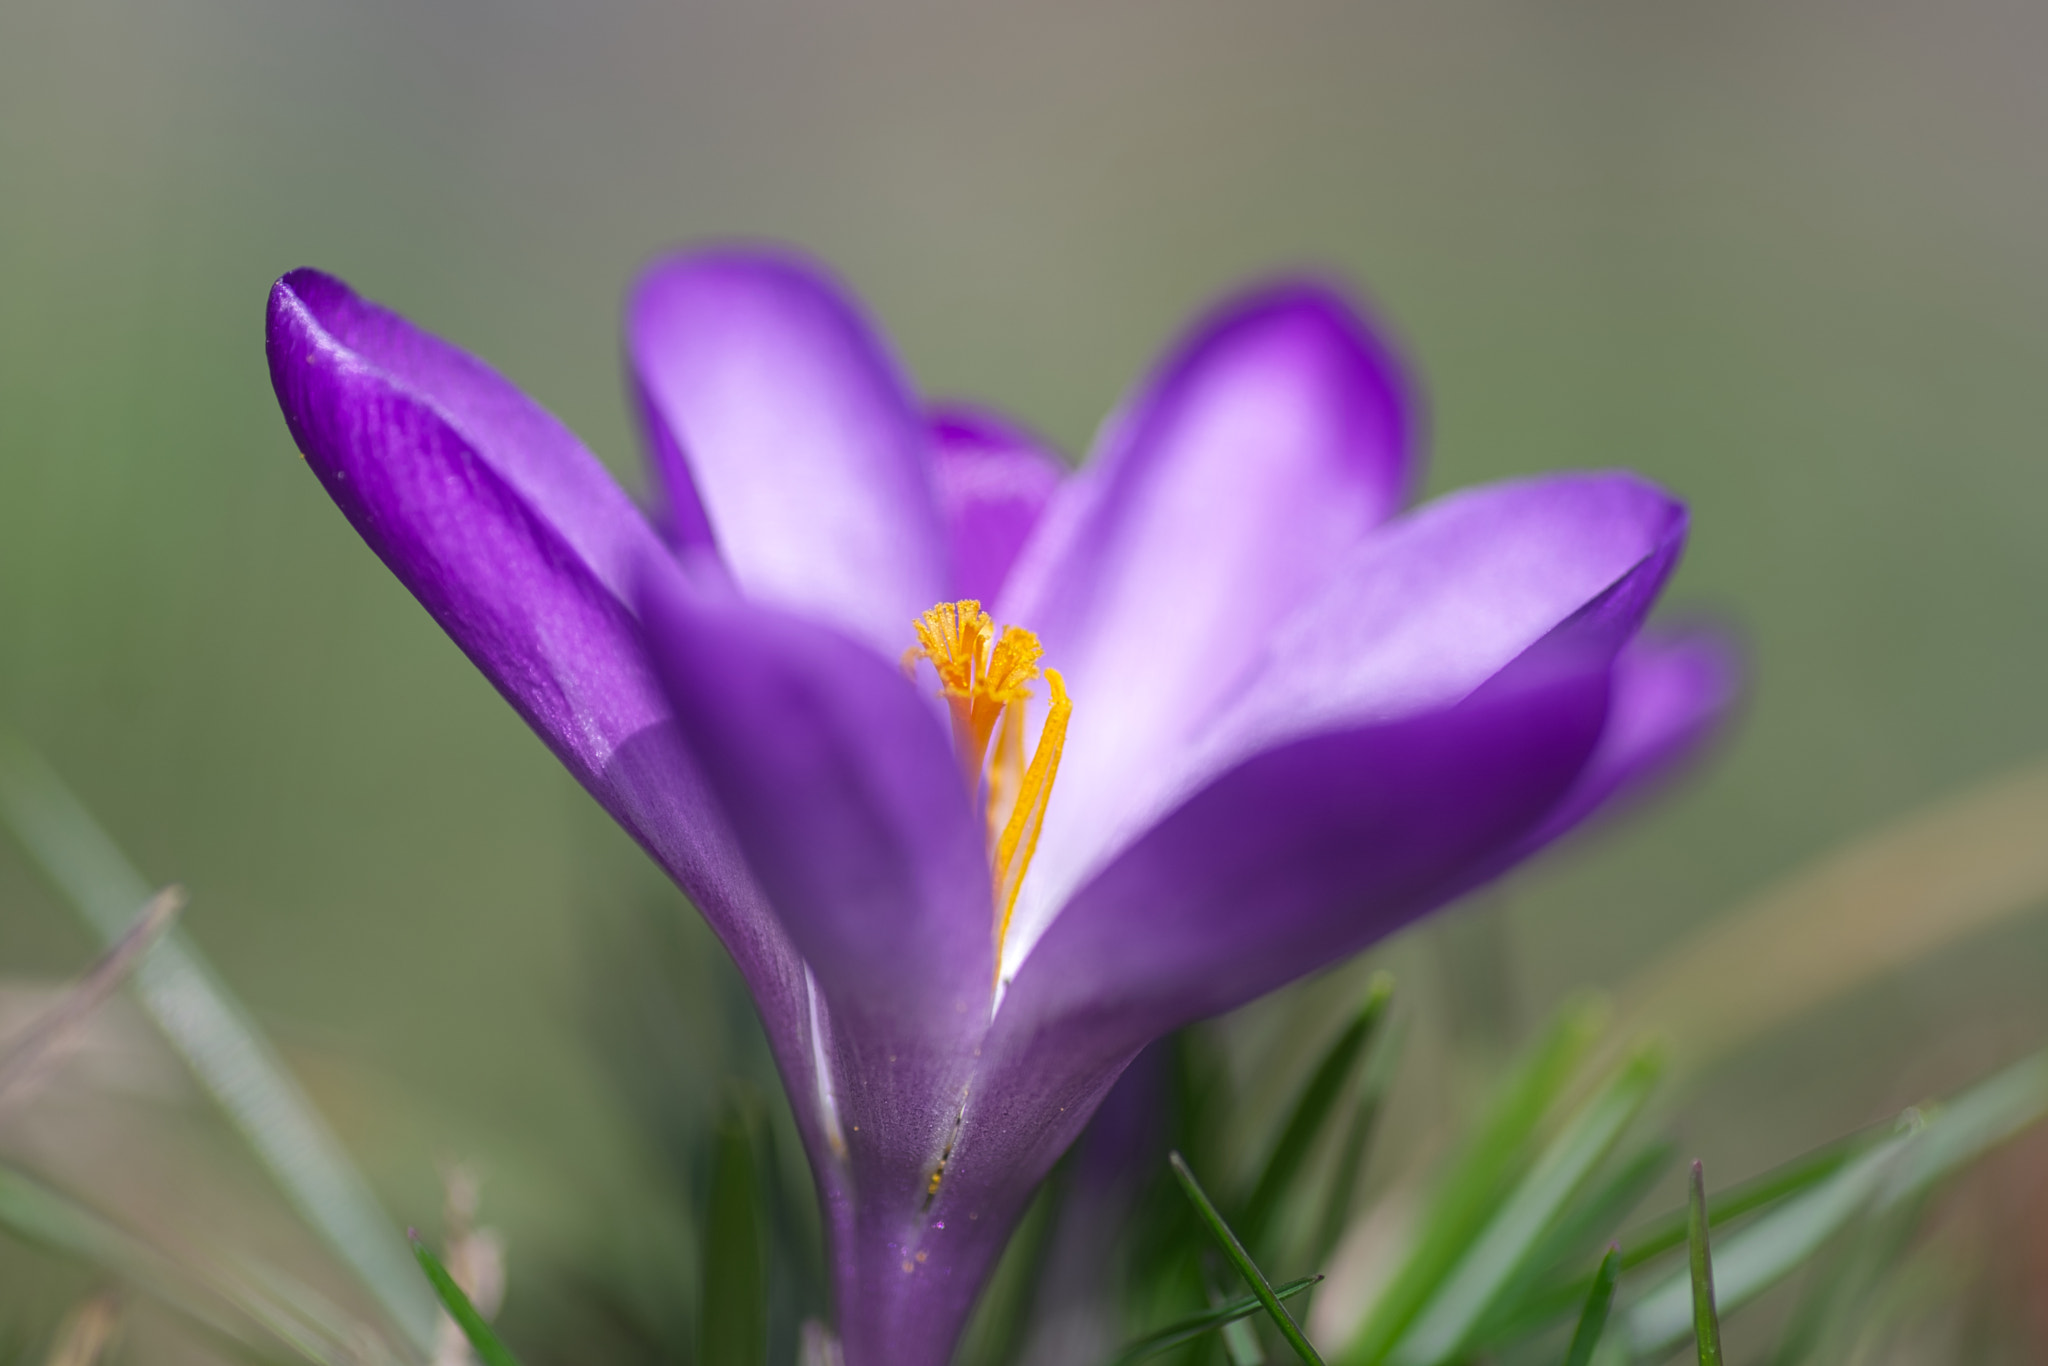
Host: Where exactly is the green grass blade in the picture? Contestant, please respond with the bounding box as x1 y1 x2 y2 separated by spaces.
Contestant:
1170 1152 1325 1366
1106 1277 1323 1366
0 737 438 1352
1242 977 1393 1249
1342 999 1606 1366
1388 1046 1661 1366
1685 1163 1723 1366
1464 1144 1673 1350
700 1102 767 1366
1761 1198 1921 1366
1482 1130 1850 1345
1617 1127 1870 1271
1312 1016 1405 1265
1879 1047 2048 1205
1625 1137 1908 1360
1560 1247 1619 1366
1531 1142 1675 1279
1752 1055 2048 1366
411 1234 520 1366
1217 1273 1272 1366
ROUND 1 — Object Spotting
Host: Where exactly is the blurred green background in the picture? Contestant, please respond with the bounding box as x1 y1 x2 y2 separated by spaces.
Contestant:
5 0 2048 1343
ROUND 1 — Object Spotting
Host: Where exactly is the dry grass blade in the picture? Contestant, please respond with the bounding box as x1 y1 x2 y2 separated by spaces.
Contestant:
1621 755 2048 1073
0 735 438 1351
0 886 185 1109
43 1291 122 1366
0 1162 376 1365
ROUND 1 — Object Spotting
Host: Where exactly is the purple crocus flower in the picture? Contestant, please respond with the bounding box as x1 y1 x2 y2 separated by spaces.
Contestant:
265 248 1732 1365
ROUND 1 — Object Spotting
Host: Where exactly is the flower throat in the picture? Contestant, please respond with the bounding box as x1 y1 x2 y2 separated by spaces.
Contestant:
904 600 1071 979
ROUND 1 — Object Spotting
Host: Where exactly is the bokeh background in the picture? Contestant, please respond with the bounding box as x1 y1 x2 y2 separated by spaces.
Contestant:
5 0 2048 1352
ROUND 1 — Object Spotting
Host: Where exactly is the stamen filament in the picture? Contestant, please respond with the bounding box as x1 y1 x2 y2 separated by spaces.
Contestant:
986 698 1027 849
992 669 1070 976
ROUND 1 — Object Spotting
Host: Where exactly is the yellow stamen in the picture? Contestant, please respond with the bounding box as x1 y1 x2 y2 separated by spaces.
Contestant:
992 669 1070 975
906 603 1071 983
981 626 1043 702
906 601 998 780
906 600 993 700
906 602 1048 782
963 625 1041 777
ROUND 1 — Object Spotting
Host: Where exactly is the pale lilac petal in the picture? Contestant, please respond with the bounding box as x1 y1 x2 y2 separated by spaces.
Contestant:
929 405 1065 604
636 567 996 1242
265 269 831 1182
627 248 949 652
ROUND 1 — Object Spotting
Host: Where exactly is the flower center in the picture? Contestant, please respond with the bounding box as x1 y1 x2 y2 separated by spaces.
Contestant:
904 600 1072 977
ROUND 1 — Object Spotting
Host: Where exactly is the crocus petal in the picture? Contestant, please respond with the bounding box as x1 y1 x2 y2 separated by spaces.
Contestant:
1210 473 1687 750
1008 471 1684 972
1510 625 1740 855
992 283 1415 965
636 567 996 1218
929 405 1065 603
998 280 1414 772
265 269 828 1173
274 269 653 608
627 248 949 652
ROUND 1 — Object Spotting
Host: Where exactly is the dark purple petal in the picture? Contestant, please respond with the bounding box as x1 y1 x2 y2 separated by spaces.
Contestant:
264 269 833 1192
627 248 949 652
928 405 1065 604
1510 625 1740 854
636 567 996 1245
274 269 653 606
